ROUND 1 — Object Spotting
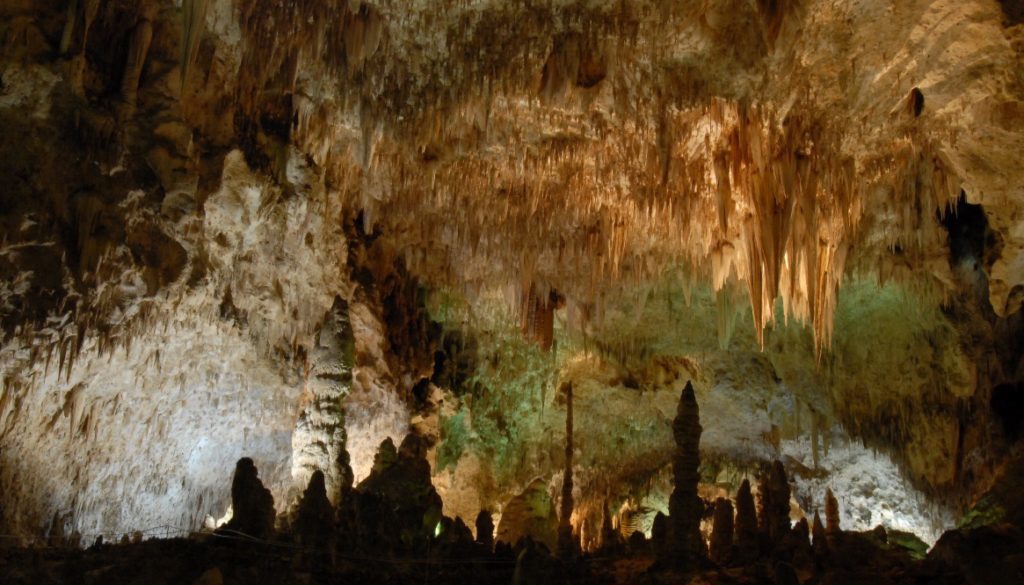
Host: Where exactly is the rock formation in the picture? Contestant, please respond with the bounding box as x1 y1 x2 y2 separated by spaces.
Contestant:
221 458 275 540
762 461 792 544
292 470 334 550
354 434 443 553
825 487 841 534
0 1 1021 582
709 497 734 564
667 381 703 566
475 510 495 552
812 512 828 557
734 479 759 562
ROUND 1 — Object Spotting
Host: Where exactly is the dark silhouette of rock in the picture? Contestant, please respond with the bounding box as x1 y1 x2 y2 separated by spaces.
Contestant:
812 511 828 557
627 530 648 552
600 499 622 553
652 512 668 558
221 458 275 540
434 516 476 558
512 536 557 585
475 510 495 552
774 560 799 585
354 434 443 554
788 517 813 571
734 478 758 562
928 523 1024 585
709 497 734 564
293 470 334 550
763 461 791 544
667 381 703 567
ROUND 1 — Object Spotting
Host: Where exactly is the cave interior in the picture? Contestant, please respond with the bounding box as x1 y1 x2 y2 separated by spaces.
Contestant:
1 1 1023 584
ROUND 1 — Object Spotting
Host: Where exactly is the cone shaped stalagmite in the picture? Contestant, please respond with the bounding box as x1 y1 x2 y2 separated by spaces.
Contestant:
221 458 275 540
475 510 495 551
764 461 792 544
825 488 840 534
709 497 734 564
293 470 334 550
812 511 827 557
667 381 703 567
734 479 758 562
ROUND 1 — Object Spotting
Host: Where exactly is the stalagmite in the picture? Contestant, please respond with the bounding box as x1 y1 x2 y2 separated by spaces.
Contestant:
475 510 495 551
762 461 792 544
734 479 758 562
220 458 275 540
293 470 334 550
652 512 668 558
812 511 827 556
709 497 734 564
667 381 703 567
825 488 840 534
601 499 621 552
557 382 576 559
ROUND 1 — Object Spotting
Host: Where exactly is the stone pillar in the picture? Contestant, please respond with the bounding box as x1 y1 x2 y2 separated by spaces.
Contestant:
667 381 703 566
292 298 354 507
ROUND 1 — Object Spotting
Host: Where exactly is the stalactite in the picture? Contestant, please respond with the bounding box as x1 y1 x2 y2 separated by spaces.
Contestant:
668 381 703 567
180 0 209 86
119 3 158 119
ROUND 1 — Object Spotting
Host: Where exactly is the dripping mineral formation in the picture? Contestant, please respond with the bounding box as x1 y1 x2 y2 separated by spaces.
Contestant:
0 0 1023 584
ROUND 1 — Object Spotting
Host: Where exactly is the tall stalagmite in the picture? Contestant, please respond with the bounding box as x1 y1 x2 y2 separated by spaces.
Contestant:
221 458 275 540
668 381 703 566
734 479 758 561
812 512 827 557
763 461 792 544
825 488 841 534
709 497 734 564
557 383 576 558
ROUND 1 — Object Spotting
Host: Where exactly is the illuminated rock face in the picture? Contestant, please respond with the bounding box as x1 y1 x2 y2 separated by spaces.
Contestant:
0 0 1021 549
